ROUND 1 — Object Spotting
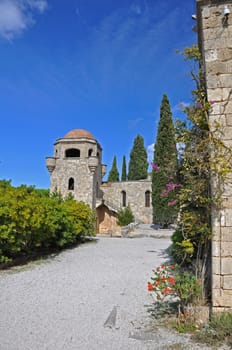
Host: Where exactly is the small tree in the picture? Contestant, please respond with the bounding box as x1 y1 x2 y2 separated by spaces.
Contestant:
152 94 178 227
117 205 134 226
128 134 148 180
107 156 119 182
121 155 127 181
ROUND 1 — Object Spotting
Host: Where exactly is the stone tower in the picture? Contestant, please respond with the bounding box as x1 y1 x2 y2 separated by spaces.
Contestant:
197 0 232 310
46 129 106 209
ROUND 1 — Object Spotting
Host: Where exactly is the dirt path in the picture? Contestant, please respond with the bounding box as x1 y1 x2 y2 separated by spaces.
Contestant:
0 230 225 350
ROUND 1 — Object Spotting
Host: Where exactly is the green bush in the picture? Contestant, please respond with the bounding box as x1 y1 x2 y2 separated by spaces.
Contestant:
0 181 96 264
117 205 134 226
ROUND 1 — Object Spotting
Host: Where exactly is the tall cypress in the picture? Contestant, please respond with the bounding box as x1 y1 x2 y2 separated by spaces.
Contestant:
121 155 127 181
107 156 119 182
152 94 178 227
128 134 148 180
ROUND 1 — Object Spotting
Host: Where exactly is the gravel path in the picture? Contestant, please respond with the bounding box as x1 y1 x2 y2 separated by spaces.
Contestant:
0 231 226 350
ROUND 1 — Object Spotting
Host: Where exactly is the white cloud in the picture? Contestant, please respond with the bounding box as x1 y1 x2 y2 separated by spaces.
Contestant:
0 0 47 40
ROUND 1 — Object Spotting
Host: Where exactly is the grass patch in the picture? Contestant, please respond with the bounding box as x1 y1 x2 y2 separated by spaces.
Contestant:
192 312 232 348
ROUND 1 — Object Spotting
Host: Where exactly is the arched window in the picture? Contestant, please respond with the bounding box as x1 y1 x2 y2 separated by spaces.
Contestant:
68 178 74 190
65 148 80 157
145 191 151 207
88 149 93 157
121 191 126 207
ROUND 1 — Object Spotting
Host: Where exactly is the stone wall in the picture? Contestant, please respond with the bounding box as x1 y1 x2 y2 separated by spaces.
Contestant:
197 0 232 310
100 179 153 224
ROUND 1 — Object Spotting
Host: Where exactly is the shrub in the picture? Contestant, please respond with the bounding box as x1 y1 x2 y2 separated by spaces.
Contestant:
0 181 96 264
117 205 134 226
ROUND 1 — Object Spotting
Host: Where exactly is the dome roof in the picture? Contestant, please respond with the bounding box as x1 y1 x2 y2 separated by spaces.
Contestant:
64 129 95 140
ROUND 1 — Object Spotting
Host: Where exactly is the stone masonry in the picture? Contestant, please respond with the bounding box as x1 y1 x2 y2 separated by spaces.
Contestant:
197 0 232 310
46 129 153 235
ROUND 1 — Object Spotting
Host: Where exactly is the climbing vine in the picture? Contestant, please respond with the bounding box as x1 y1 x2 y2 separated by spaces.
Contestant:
171 45 232 300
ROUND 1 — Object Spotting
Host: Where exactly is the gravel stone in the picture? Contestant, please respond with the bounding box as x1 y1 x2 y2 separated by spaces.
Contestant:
0 228 228 350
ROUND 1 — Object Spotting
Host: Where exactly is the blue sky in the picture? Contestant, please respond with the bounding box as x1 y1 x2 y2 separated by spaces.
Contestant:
0 0 197 188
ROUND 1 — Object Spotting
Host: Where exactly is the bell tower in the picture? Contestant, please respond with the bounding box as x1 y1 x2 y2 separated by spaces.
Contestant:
46 129 106 209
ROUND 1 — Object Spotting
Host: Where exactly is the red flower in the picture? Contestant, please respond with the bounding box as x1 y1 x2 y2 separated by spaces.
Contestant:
163 287 171 294
168 277 176 285
170 264 175 270
147 282 153 291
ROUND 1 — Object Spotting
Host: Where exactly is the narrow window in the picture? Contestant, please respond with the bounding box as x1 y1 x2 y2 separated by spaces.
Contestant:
68 178 74 190
121 191 126 207
145 191 150 207
65 148 80 157
88 149 93 157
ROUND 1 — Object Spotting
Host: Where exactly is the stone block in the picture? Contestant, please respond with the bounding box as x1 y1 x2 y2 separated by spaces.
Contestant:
212 257 221 275
221 226 232 241
225 209 232 226
221 242 232 257
218 48 232 62
206 75 221 89
209 114 226 129
219 74 232 88
220 126 232 140
224 101 232 115
208 87 232 103
226 114 232 126
212 226 221 240
223 276 232 289
213 288 232 308
212 274 221 289
221 258 232 275
208 102 222 115
223 196 232 209
224 182 232 197
205 49 218 62
206 61 230 75
212 241 220 257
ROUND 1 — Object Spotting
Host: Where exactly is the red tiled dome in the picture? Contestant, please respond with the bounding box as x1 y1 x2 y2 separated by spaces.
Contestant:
64 129 95 140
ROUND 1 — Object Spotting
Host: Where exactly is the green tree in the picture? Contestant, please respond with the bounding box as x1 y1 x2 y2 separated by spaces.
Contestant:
121 155 127 181
152 94 178 227
107 156 119 182
128 134 148 180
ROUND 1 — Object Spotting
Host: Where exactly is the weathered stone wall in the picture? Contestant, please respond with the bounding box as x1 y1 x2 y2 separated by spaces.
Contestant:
100 180 153 224
197 0 232 309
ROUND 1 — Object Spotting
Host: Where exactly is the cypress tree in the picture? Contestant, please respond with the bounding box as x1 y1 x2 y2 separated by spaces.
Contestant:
121 155 127 181
152 94 178 227
128 134 148 180
107 156 119 182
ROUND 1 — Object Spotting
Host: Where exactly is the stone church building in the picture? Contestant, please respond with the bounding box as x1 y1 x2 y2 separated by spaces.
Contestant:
46 128 152 234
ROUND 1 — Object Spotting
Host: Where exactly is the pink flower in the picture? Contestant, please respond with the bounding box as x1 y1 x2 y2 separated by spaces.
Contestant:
151 163 159 171
209 100 215 105
160 189 168 197
167 182 175 192
168 200 177 206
